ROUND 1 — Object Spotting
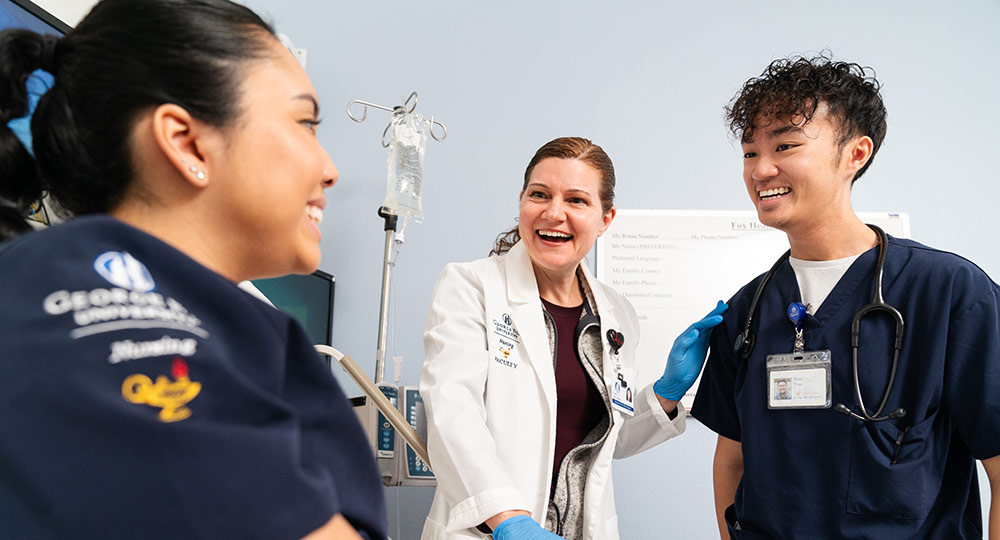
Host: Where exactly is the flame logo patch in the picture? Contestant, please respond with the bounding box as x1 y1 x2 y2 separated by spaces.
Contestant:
122 357 201 422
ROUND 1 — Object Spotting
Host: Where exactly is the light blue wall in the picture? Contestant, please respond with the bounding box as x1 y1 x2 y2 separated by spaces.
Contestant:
242 1 1000 537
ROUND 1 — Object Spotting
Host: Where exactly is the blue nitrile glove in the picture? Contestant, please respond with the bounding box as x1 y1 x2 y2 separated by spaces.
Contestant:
492 515 565 540
653 300 729 400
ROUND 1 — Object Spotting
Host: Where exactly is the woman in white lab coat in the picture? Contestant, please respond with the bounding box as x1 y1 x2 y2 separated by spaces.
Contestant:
420 137 727 540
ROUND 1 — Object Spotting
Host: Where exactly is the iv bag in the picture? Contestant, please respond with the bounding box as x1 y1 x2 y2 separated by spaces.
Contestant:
384 110 430 222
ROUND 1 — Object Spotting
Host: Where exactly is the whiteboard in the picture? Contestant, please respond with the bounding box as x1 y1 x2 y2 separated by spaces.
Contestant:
595 210 910 410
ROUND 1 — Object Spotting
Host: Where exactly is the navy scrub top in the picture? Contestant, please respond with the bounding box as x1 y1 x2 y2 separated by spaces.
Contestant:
693 235 1000 539
0 216 387 540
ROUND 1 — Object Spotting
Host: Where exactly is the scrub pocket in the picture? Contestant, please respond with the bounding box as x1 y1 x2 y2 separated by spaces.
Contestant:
846 410 948 519
724 504 772 539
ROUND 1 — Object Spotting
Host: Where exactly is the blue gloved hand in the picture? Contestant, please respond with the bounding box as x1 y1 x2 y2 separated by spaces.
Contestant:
653 300 728 400
492 515 565 540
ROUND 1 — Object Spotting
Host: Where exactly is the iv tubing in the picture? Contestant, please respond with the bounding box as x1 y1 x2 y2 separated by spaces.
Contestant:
315 344 432 470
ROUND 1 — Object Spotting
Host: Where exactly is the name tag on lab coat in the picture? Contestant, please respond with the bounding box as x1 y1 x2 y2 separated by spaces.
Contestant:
611 368 636 416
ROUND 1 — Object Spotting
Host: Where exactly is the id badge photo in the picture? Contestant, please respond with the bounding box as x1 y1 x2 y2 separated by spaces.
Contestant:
766 350 832 409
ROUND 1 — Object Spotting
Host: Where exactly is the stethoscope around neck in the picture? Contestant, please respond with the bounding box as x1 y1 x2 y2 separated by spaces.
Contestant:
732 224 907 422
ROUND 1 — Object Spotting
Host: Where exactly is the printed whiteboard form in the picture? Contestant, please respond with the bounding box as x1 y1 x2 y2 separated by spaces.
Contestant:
595 210 910 412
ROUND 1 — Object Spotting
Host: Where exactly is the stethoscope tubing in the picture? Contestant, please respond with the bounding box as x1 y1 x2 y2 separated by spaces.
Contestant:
734 224 906 422
848 224 906 421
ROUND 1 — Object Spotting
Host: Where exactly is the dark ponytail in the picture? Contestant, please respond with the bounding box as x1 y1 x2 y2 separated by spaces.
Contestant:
0 30 58 241
0 0 276 241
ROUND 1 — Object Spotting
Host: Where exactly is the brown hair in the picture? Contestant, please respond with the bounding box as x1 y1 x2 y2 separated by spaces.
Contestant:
490 136 615 256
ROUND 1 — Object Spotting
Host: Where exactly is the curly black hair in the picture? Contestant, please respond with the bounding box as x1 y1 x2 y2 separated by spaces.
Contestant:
726 52 888 183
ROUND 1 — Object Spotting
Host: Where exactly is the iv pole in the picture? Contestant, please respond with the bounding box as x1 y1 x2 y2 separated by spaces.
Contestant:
322 93 445 473
347 92 446 384
374 207 397 384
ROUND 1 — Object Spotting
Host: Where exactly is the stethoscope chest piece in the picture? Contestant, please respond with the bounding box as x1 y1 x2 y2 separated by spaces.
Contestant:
734 331 754 359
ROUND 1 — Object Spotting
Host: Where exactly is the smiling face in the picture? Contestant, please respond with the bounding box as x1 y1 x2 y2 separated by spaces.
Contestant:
741 106 866 236
518 157 615 279
209 37 336 279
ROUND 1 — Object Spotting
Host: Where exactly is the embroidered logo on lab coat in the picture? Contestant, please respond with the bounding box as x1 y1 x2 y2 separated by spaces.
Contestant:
492 313 520 342
493 338 519 370
491 313 520 369
121 357 201 422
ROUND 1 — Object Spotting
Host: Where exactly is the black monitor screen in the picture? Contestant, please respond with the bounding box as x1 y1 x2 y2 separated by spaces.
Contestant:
2 0 70 34
252 270 335 346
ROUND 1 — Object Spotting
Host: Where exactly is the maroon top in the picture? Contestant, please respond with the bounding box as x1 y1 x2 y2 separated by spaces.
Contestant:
542 298 605 495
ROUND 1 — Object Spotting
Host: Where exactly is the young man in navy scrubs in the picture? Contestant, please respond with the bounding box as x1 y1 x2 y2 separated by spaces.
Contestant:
692 54 1000 539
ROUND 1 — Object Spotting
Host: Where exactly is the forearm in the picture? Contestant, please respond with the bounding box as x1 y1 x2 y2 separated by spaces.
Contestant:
655 393 679 419
713 470 739 539
991 498 998 540
984 456 1000 540
301 514 363 540
485 509 532 531
615 385 686 458
713 436 743 540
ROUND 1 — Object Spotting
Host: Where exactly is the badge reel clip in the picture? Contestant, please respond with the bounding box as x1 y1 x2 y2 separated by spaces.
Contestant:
766 302 832 410
607 329 635 415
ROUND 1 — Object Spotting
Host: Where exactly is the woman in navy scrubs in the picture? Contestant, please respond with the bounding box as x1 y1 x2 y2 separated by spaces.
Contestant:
0 1 386 538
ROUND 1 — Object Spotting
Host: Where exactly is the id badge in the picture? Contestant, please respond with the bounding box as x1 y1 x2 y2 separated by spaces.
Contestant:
766 350 832 409
611 368 636 416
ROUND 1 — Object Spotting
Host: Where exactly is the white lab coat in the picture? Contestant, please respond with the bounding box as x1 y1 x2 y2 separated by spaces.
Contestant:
419 242 686 540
